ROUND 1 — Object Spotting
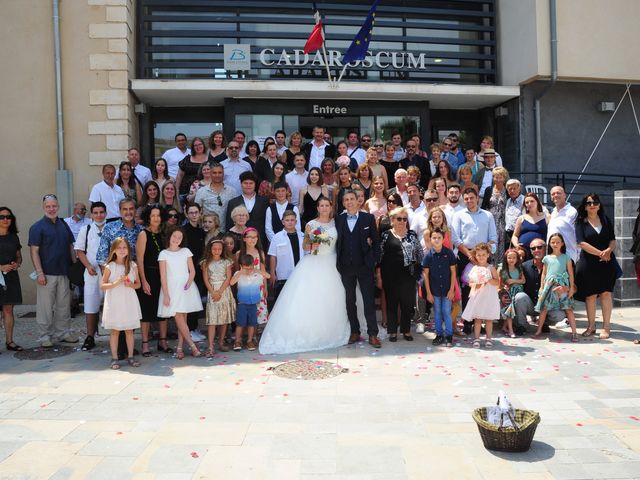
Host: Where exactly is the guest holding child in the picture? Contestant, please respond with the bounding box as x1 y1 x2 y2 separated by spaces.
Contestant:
202 239 235 355
100 237 142 370
230 253 270 351
533 233 579 342
422 228 457 347
461 243 500 348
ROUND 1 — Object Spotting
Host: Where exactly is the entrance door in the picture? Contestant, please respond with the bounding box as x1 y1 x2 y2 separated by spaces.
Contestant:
298 115 360 143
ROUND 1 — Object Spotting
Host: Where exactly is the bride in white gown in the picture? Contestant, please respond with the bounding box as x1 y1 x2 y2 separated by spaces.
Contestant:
259 197 351 354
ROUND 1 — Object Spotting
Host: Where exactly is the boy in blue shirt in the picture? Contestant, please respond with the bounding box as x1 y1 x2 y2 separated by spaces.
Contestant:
422 228 457 347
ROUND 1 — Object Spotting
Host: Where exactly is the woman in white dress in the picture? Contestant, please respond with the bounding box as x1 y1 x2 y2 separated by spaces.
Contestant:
158 226 204 358
259 197 351 354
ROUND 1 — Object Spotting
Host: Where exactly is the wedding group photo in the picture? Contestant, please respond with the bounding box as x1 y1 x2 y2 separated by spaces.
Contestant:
1 0 640 478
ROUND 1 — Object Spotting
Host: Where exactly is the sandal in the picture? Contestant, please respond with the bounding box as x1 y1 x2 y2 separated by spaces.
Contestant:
571 333 579 343
403 334 414 341
176 348 185 360
157 338 174 354
233 342 242 351
190 344 203 357
110 358 120 370
6 342 23 352
389 334 398 342
127 357 140 367
599 330 610 340
581 327 597 337
472 339 481 348
141 341 151 358
485 340 493 349
206 348 216 357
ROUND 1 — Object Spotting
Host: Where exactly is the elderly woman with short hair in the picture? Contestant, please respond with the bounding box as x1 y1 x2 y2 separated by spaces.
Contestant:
376 206 423 342
481 166 509 265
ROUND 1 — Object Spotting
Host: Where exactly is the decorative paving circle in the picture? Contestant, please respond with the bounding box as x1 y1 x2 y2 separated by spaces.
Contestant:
14 346 76 360
268 360 349 380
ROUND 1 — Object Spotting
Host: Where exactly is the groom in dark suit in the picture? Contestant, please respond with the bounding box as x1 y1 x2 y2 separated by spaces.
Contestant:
335 190 381 348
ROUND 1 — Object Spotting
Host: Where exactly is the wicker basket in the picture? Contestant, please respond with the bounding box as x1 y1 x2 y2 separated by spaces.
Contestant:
472 407 541 452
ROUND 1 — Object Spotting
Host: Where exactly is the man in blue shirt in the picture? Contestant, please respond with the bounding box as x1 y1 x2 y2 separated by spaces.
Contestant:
29 194 77 348
422 229 457 347
96 199 143 266
451 187 497 333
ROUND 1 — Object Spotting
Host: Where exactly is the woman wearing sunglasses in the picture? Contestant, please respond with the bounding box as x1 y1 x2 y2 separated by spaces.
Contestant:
0 207 23 351
376 206 423 342
574 193 617 339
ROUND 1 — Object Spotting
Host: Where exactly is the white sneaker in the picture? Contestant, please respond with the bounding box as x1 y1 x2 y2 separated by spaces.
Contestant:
415 323 425 334
190 330 205 342
555 318 569 329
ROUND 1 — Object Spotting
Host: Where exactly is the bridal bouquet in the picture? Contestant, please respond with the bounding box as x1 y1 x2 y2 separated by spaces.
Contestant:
309 227 331 255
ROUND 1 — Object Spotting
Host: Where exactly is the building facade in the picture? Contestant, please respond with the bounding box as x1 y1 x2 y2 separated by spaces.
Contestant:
1 0 639 301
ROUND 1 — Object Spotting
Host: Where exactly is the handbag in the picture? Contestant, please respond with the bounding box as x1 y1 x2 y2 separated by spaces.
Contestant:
68 225 90 287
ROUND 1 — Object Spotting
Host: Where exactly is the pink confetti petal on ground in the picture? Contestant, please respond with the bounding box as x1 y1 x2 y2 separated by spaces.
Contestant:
40 404 47 408
199 416 205 420
583 375 589 379
453 395 459 398
132 397 139 400
282 393 288 397
629 416 640 421
576 423 583 427
529 388 536 392
190 452 199 458
163 384 171 389
116 431 123 435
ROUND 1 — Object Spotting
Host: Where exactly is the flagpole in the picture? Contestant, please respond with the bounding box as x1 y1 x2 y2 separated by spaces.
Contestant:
336 63 348 86
321 43 333 87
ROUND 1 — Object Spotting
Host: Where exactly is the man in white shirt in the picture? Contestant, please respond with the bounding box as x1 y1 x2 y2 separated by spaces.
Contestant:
442 183 465 227
233 130 246 151
74 201 107 351
88 164 126 220
388 169 409 206
346 131 366 166
162 133 190 178
410 188 440 241
126 148 152 188
275 130 287 157
265 182 301 242
405 183 424 224
64 203 91 240
284 153 309 207
221 140 252 193
302 126 336 170
548 185 579 262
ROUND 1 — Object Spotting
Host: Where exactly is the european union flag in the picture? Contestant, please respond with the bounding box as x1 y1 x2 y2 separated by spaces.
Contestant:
342 0 380 65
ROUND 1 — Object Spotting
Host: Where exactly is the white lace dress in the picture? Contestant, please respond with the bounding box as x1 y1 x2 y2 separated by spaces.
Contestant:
259 219 351 354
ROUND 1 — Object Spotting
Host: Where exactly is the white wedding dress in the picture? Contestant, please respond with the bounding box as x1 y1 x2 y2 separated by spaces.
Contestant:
259 219 351 354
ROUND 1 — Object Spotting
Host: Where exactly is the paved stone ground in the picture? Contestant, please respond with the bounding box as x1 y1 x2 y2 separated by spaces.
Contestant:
0 304 639 479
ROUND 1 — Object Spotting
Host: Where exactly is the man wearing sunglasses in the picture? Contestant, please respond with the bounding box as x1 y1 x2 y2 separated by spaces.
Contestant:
221 140 251 194
512 237 566 335
194 162 237 232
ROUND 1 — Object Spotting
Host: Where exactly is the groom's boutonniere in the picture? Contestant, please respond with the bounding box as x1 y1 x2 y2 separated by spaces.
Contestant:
309 227 331 255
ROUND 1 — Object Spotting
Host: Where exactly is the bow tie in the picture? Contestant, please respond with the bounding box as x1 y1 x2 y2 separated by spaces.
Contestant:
347 214 358 221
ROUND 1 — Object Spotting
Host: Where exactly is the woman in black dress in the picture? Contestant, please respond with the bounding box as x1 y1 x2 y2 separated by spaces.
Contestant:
176 137 208 198
0 207 23 351
574 193 617 339
298 167 329 228
376 206 423 341
136 205 172 356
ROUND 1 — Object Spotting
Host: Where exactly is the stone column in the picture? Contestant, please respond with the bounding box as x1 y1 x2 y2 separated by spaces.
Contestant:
88 0 136 166
614 186 640 307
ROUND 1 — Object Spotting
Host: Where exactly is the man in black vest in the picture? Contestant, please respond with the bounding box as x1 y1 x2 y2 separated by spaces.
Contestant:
225 171 269 247
335 190 381 348
265 182 301 242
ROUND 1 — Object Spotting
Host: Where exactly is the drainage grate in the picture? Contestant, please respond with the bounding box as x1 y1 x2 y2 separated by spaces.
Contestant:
15 346 76 360
268 360 348 380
